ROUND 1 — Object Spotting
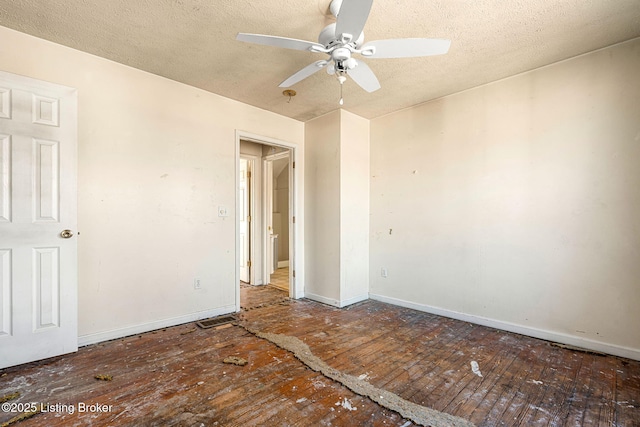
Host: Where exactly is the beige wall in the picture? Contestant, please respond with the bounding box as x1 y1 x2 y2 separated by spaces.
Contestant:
0 26 304 343
304 111 342 303
370 38 640 359
304 110 369 306
339 110 370 304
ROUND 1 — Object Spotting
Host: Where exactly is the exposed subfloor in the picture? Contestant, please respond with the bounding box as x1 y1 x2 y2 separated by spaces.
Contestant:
0 286 639 426
240 282 290 311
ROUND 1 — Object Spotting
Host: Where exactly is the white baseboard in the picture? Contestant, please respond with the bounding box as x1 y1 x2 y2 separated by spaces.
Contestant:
78 305 236 347
277 260 289 268
369 293 640 361
339 294 369 308
305 292 340 307
304 292 369 308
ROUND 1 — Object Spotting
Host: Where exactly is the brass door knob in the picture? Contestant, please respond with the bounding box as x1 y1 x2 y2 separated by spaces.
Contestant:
60 229 74 239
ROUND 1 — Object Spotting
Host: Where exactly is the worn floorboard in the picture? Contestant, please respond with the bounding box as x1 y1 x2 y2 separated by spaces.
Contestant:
1 285 639 426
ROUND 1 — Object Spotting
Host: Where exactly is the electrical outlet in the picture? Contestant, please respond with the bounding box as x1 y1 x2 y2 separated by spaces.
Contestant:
218 206 229 217
194 278 201 289
381 268 388 278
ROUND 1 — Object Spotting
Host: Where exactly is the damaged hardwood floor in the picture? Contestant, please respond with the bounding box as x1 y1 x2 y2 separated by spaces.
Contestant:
1 286 639 426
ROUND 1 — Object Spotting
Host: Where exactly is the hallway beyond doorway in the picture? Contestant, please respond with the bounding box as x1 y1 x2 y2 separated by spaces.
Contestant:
269 267 289 292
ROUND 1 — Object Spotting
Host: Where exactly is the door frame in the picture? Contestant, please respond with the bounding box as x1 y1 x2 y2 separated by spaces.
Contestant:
263 150 291 288
235 131 301 312
239 155 257 284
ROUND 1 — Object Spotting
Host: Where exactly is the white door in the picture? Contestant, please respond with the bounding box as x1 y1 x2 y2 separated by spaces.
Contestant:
239 159 250 283
0 71 78 369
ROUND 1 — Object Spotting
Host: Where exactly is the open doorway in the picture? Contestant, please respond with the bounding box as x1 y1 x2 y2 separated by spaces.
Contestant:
265 151 291 292
236 133 297 311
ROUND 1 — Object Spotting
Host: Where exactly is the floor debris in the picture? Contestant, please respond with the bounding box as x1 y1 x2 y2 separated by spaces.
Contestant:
94 374 113 381
550 342 607 356
336 397 357 411
223 356 248 366
245 326 475 427
180 328 197 335
0 392 20 404
470 361 482 378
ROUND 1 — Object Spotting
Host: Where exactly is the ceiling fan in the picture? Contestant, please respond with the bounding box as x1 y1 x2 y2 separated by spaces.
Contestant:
236 0 451 103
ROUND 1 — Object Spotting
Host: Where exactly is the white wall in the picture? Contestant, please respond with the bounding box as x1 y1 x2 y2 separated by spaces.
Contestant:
339 110 370 305
304 110 369 307
370 38 640 359
304 111 342 303
0 26 304 343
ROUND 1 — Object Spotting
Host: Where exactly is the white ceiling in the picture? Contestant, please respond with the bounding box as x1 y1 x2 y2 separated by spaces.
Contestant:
1 0 639 121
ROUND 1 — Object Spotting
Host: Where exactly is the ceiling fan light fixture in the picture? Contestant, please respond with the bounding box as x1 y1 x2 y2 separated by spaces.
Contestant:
344 58 357 69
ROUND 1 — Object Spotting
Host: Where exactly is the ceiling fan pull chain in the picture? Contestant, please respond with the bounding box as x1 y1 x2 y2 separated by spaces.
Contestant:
339 80 344 105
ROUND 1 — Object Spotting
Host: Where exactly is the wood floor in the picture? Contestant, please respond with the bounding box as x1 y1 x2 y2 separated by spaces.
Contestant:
1 286 638 426
269 267 289 292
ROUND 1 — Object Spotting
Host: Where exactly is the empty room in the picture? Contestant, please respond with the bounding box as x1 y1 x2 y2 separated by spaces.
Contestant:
0 0 639 426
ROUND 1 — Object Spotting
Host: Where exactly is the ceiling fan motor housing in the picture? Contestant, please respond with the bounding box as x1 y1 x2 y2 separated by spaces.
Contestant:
332 47 351 61
318 23 364 47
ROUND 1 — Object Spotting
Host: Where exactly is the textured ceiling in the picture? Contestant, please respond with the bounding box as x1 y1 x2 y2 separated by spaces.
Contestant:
1 0 639 121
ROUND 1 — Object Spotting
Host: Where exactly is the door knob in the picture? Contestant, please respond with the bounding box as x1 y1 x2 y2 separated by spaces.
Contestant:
60 229 74 239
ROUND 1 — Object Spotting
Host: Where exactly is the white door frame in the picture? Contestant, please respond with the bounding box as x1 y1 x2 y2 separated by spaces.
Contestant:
263 151 290 287
239 155 257 284
264 158 274 281
235 131 301 312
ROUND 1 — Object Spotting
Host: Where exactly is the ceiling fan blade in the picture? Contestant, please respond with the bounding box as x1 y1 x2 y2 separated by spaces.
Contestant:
279 60 328 87
237 33 324 52
335 0 373 41
362 38 451 58
348 61 380 93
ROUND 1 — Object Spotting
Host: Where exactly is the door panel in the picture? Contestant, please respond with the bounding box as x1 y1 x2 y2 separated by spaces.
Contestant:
0 71 77 369
33 138 60 222
0 134 9 222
